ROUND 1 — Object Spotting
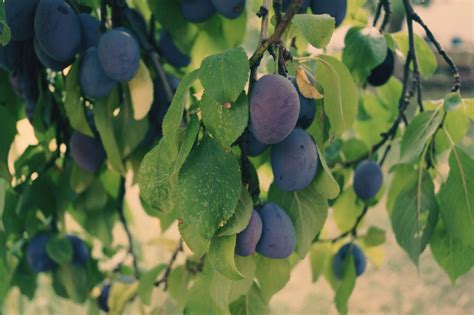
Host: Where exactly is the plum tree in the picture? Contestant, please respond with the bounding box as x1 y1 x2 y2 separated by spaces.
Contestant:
250 74 300 144
79 47 117 98
34 38 70 71
4 0 39 41
78 13 100 50
290 77 316 129
332 243 367 279
211 0 246 19
310 0 347 27
235 210 263 256
282 0 310 13
69 132 107 173
98 28 140 81
67 235 90 266
26 234 56 273
256 203 296 259
353 160 383 200
158 31 191 68
367 48 395 87
180 0 216 23
271 128 318 191
34 0 82 63
97 284 111 312
243 131 268 157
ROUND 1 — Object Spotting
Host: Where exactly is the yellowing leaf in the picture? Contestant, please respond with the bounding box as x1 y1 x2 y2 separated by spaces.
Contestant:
128 61 154 120
296 68 323 100
109 281 140 315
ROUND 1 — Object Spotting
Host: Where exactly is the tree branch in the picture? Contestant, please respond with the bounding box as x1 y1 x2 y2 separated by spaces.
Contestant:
117 177 140 279
155 239 184 290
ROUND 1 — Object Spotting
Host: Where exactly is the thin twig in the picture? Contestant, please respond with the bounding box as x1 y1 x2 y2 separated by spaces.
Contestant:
155 239 184 289
117 178 140 279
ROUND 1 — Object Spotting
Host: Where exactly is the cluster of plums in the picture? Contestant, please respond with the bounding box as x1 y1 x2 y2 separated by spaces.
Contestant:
247 74 319 192
26 233 89 273
236 203 296 259
180 0 246 24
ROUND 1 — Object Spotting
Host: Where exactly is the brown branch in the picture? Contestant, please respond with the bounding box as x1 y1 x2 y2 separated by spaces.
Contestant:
155 239 184 289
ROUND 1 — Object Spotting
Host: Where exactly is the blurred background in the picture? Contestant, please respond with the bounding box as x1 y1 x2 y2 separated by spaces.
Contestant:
2 0 473 314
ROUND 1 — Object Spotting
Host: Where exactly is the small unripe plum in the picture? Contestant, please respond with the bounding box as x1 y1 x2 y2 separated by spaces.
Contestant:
98 284 111 312
69 132 106 173
256 203 296 259
250 75 300 144
353 160 383 200
290 77 316 129
282 0 310 13
310 0 347 27
243 131 268 157
271 128 318 191
67 235 90 266
236 210 263 256
26 233 56 273
80 48 117 98
158 31 191 68
367 49 395 87
181 0 216 23
98 29 140 81
211 0 246 19
332 243 367 279
34 0 82 62
78 13 100 50
5 0 39 41
34 38 71 71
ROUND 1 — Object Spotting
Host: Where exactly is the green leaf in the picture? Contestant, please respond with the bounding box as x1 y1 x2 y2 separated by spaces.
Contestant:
229 284 269 315
46 235 73 265
362 226 386 247
333 188 364 232
199 47 249 104
400 110 442 164
209 269 232 311
138 115 199 213
201 93 248 148
163 70 200 155
443 92 463 112
268 181 328 258
208 235 244 280
0 3 11 46
108 281 139 315
137 264 166 305
55 264 92 303
0 105 17 164
342 27 388 83
64 60 94 137
168 266 192 308
292 14 335 49
184 277 227 315
314 140 340 200
93 91 124 174
334 255 356 315
435 108 469 152
178 136 241 239
430 221 474 284
218 187 253 237
128 61 153 120
255 256 291 302
179 222 210 256
386 164 417 214
437 146 474 247
316 55 358 136
391 170 439 265
309 242 332 283
229 256 257 302
393 32 437 77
